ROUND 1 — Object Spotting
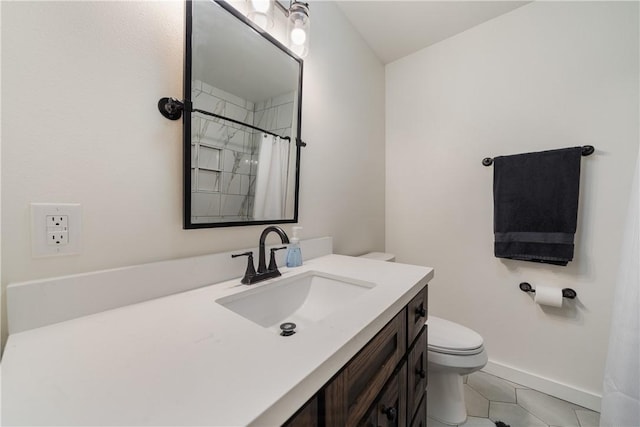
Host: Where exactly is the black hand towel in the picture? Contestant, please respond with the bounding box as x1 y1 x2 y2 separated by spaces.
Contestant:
493 147 582 266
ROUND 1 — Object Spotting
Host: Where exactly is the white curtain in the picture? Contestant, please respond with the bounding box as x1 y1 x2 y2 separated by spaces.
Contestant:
600 150 640 426
253 134 290 220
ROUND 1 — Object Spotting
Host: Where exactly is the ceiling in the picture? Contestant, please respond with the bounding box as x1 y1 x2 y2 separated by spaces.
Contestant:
334 1 531 64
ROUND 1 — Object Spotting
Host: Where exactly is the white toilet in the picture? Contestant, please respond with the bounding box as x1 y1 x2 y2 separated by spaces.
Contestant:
359 252 488 426
427 316 487 425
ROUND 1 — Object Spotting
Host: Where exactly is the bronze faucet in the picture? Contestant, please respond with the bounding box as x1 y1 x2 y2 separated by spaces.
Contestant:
231 226 290 285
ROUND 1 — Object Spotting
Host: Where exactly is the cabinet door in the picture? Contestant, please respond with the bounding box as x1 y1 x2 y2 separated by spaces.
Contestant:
407 326 427 422
374 362 407 427
359 408 377 427
283 396 318 427
407 286 428 346
325 310 407 426
409 394 427 427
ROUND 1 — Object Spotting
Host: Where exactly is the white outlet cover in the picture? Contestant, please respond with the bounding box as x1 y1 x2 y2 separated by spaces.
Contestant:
31 203 82 257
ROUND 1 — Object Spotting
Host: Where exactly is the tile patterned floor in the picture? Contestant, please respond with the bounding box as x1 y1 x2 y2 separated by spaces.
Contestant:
427 371 601 427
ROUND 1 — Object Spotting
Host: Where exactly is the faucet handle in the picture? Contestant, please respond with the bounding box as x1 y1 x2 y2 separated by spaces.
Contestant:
268 247 287 271
231 251 253 258
231 252 256 284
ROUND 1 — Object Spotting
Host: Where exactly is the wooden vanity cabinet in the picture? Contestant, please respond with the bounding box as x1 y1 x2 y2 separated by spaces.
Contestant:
284 284 428 427
360 362 407 427
325 309 406 425
409 395 427 427
407 287 428 345
407 326 427 421
283 396 319 427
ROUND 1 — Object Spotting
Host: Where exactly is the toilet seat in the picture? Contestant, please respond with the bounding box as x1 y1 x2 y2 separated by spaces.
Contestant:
429 344 484 356
427 316 484 355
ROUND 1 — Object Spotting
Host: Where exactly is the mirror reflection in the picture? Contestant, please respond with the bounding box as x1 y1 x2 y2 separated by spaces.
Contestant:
186 0 303 228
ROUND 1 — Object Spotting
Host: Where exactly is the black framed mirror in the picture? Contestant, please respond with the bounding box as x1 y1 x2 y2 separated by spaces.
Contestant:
184 0 303 229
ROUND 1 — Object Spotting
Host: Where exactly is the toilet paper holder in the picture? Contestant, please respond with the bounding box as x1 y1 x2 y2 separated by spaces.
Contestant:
519 282 577 299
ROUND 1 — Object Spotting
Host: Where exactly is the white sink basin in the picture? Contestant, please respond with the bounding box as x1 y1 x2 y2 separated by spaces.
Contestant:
216 271 376 334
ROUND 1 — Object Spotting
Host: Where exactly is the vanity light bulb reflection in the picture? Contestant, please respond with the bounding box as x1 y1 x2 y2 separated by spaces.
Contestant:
250 0 270 13
246 0 274 30
252 15 270 29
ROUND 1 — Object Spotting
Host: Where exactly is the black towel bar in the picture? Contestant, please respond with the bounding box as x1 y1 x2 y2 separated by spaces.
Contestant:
482 145 594 166
519 282 577 299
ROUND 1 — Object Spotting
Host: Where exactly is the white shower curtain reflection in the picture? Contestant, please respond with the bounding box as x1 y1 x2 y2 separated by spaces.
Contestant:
253 133 290 220
600 150 640 427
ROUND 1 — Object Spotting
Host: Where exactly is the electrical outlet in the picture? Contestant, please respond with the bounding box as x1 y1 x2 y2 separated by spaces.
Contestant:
31 203 82 257
47 231 69 246
46 215 69 231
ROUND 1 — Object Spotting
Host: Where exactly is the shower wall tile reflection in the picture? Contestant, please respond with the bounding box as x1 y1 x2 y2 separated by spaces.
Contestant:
222 149 252 175
191 192 222 217
191 80 257 223
198 146 221 170
197 169 220 192
254 91 295 140
190 79 295 223
222 172 250 195
221 194 247 217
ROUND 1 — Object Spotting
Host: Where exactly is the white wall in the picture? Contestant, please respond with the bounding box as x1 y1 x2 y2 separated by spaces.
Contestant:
1 1 385 350
386 1 638 407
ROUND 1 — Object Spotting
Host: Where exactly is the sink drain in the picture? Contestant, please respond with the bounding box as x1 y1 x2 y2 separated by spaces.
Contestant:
280 322 297 336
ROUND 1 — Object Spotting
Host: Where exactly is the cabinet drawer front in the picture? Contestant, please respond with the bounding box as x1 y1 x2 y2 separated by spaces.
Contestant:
325 310 407 426
407 326 427 421
407 286 428 346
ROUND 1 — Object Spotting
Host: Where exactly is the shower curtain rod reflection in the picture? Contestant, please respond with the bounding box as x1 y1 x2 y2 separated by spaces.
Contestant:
157 97 307 146
193 108 290 142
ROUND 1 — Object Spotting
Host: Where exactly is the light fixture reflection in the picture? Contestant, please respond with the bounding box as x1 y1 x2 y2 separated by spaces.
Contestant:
246 0 274 30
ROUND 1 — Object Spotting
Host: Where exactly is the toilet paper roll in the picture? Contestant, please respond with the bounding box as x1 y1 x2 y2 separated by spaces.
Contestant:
534 286 563 308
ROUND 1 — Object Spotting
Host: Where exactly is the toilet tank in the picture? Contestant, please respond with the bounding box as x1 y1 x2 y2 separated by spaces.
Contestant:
359 252 395 262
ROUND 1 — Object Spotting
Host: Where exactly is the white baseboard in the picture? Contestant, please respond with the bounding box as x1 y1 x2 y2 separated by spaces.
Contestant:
483 360 601 412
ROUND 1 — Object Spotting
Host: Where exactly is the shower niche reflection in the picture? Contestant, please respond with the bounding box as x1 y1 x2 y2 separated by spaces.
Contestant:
185 0 303 228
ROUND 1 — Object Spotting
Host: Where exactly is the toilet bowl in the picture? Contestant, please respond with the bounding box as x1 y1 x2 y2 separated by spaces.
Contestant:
427 316 488 425
358 253 487 425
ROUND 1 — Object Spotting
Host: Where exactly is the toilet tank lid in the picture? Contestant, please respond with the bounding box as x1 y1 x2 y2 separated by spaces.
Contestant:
428 316 484 351
359 252 395 262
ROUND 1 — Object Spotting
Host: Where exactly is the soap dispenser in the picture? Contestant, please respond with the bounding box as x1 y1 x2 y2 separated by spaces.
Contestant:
286 226 303 268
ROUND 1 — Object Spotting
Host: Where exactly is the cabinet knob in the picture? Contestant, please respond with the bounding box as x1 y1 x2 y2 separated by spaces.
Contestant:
415 306 426 317
381 406 397 422
416 369 426 379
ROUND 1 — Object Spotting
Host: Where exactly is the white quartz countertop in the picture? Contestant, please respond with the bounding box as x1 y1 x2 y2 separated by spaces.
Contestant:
2 254 433 426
